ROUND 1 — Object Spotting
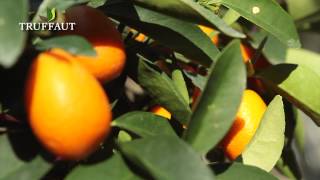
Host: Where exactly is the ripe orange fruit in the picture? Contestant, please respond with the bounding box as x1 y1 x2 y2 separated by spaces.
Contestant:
198 26 268 69
240 43 252 63
150 106 172 120
62 6 126 82
222 89 267 160
25 48 112 160
240 43 271 69
198 25 219 45
129 28 147 42
135 33 147 42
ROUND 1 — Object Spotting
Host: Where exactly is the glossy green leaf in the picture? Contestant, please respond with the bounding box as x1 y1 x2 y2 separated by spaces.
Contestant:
112 111 176 137
184 40 246 154
118 130 133 143
0 0 28 68
104 1 219 67
258 64 320 126
132 0 245 38
248 30 286 65
0 135 51 180
211 162 277 180
285 48 320 77
137 60 192 124
35 35 96 56
172 69 189 104
223 9 241 25
242 96 285 171
220 0 300 48
66 153 140 180
184 71 207 91
119 135 216 180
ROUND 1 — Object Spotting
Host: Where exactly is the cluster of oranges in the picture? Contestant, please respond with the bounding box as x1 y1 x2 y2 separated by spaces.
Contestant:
25 6 126 160
25 6 268 161
151 25 269 160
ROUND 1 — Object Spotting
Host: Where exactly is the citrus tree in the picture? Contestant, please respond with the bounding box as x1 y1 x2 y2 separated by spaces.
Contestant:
0 0 319 179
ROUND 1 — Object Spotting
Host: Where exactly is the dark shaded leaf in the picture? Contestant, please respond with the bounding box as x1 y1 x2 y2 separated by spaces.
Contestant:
66 153 140 180
0 135 51 180
35 35 96 56
132 0 245 38
104 1 219 67
112 111 176 137
211 162 277 180
119 135 216 180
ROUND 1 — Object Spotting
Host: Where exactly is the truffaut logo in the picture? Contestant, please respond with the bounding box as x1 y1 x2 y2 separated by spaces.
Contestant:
19 8 76 31
40 7 57 22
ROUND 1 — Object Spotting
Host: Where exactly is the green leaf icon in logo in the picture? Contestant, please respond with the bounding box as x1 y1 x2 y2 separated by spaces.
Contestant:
47 8 56 22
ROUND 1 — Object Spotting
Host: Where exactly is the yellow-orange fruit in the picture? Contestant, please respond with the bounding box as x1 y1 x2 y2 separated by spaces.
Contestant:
222 90 267 160
25 48 112 160
198 25 219 45
240 43 251 63
150 106 172 120
130 28 147 42
240 43 271 68
62 6 126 82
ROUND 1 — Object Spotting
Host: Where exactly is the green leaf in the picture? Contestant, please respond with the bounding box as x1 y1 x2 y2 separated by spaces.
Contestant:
184 40 246 154
87 0 107 8
132 0 245 38
294 110 305 153
66 153 140 180
287 0 320 20
119 135 216 180
104 1 219 67
0 135 51 180
276 157 297 180
184 71 207 91
33 0 90 22
112 111 176 137
285 48 320 77
220 0 300 48
248 30 286 65
137 60 192 124
258 64 320 126
172 69 189 104
0 0 28 68
118 130 133 143
223 9 241 25
35 35 97 56
242 96 285 171
251 31 320 75
211 162 277 180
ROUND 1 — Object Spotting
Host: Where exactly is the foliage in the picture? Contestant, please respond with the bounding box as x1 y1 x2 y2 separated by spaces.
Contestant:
1 0 320 179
